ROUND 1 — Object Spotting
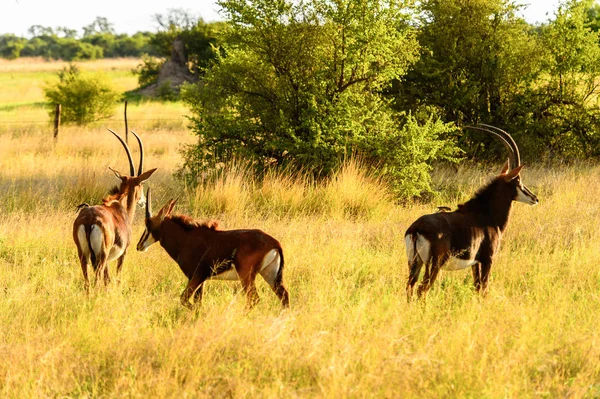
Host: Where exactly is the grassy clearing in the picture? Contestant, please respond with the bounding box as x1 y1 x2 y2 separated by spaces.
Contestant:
1 59 600 398
0 57 160 135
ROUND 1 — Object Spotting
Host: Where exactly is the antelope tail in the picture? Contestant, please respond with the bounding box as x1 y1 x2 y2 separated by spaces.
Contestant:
274 247 285 286
406 234 419 265
84 224 97 269
76 203 90 212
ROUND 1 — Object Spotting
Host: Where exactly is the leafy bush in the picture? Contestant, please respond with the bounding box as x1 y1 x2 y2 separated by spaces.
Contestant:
43 64 119 125
179 0 461 199
133 54 164 87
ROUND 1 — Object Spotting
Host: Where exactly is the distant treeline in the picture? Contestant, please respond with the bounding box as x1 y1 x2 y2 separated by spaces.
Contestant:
0 12 222 62
0 17 154 60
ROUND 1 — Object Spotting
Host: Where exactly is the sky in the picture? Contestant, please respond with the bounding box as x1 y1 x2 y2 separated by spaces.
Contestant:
0 0 562 37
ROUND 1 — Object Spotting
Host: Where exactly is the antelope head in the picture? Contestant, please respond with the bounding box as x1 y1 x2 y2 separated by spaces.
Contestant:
466 124 538 206
137 187 177 252
107 129 157 208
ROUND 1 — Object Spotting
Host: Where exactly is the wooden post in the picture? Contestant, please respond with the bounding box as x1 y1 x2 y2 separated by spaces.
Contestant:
53 104 61 139
124 100 128 144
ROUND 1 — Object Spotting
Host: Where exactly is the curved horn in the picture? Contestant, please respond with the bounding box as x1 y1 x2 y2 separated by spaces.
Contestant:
107 128 135 176
464 125 519 167
146 187 152 219
477 123 520 166
130 130 144 176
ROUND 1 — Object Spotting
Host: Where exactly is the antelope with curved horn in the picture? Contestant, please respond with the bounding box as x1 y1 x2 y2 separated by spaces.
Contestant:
73 129 157 289
136 188 290 309
405 124 538 301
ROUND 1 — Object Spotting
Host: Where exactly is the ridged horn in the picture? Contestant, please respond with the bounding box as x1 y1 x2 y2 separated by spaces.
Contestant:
107 128 135 176
130 130 144 176
464 125 520 167
477 123 520 166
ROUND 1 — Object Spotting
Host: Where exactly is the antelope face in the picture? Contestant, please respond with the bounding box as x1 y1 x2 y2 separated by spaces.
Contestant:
137 220 159 252
502 164 538 206
514 177 538 205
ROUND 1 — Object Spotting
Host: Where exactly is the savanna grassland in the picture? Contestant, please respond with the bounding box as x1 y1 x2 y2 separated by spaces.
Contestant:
1 58 600 398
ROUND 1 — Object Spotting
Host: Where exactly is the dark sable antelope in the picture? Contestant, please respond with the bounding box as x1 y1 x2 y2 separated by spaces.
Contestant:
136 188 290 309
405 124 539 301
73 129 157 289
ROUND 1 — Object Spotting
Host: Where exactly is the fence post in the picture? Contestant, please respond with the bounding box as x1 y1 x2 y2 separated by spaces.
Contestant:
124 100 128 144
53 104 61 139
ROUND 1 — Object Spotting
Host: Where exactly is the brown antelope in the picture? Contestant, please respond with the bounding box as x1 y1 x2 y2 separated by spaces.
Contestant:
405 124 538 301
73 129 156 289
136 188 290 309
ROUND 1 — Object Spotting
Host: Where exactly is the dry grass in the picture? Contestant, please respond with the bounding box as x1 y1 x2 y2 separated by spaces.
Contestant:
1 59 600 398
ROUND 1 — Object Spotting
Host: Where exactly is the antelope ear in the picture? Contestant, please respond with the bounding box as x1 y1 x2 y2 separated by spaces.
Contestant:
108 167 126 181
138 168 157 183
504 164 525 181
500 159 510 175
166 199 178 216
156 199 173 220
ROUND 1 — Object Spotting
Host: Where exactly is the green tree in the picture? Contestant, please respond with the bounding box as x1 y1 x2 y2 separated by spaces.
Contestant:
0 34 26 59
83 17 116 37
144 9 223 74
522 0 600 157
43 64 119 125
181 0 460 197
394 0 542 160
585 3 600 31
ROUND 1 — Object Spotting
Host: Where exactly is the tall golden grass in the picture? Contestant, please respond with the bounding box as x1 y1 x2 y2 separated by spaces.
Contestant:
1 59 600 397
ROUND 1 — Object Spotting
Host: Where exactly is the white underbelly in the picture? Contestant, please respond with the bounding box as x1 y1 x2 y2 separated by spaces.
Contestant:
209 268 239 281
442 256 478 271
107 245 125 262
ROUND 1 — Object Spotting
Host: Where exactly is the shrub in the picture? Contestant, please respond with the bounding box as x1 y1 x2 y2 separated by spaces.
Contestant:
179 0 461 199
133 54 164 87
43 64 119 125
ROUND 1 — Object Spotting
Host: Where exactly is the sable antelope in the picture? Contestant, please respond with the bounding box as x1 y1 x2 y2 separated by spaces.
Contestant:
405 124 538 301
73 129 157 289
136 188 290 309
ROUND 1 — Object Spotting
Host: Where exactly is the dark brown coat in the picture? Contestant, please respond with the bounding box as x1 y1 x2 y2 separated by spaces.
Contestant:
405 163 538 300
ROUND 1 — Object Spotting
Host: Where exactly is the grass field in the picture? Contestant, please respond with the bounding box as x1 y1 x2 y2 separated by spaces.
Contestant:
1 58 600 398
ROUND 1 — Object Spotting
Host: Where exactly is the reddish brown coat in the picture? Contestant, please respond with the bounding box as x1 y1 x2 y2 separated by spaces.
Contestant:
137 191 289 309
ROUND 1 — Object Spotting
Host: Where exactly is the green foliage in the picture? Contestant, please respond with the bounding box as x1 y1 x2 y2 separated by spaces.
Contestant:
156 81 178 101
133 54 164 87
394 0 541 158
82 17 115 37
2 18 156 61
19 34 104 60
0 35 26 59
393 0 600 162
522 0 600 158
180 0 460 198
148 9 224 74
43 64 119 125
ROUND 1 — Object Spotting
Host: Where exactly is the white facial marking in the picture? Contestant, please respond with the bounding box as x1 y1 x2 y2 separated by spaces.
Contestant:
516 184 538 205
137 190 146 207
138 229 157 252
